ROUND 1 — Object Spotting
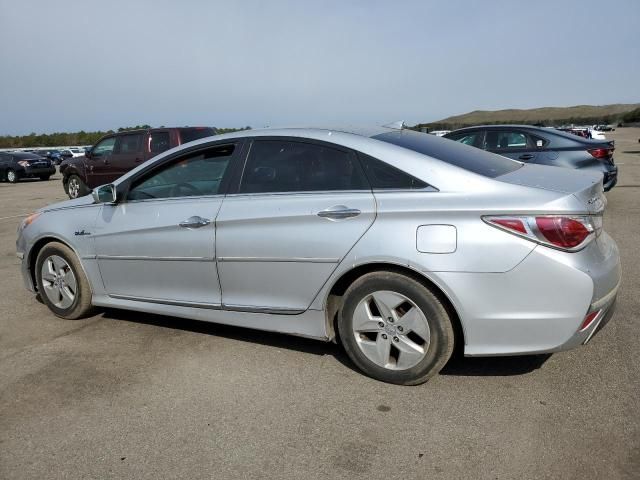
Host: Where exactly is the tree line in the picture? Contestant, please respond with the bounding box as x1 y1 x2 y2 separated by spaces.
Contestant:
0 125 252 149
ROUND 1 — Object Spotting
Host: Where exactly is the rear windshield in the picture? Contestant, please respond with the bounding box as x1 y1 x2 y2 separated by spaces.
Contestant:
179 127 217 144
372 129 522 178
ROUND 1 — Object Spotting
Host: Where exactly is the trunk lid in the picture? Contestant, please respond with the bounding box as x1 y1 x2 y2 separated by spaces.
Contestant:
497 164 605 213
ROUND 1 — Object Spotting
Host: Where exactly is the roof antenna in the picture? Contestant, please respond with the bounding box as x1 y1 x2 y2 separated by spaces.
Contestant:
383 120 406 130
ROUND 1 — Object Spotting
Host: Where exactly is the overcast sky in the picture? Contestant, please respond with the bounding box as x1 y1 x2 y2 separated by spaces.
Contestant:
1 0 638 135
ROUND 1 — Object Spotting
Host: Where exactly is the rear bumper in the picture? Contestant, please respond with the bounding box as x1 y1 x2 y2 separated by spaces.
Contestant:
435 232 621 356
20 166 56 177
603 166 618 191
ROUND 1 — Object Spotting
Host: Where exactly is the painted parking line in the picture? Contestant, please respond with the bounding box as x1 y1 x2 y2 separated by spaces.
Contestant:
0 213 30 221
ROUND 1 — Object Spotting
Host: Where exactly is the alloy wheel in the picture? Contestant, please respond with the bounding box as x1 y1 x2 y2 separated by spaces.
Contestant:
7 170 16 182
68 178 80 198
40 255 77 309
352 290 431 370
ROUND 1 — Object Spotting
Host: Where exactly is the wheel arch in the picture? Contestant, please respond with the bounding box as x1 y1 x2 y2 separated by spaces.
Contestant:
27 236 90 294
324 262 466 353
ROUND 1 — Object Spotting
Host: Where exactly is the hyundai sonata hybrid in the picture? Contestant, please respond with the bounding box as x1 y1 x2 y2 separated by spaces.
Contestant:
16 127 621 385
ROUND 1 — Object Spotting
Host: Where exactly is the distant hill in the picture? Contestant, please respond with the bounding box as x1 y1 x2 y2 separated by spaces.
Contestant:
419 103 640 130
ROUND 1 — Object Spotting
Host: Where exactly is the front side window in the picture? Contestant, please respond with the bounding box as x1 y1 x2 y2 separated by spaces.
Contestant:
115 134 143 154
92 137 116 158
484 130 528 150
127 144 235 200
239 140 368 194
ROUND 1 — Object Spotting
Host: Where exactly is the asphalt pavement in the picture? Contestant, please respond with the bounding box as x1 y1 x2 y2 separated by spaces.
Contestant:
1 128 639 479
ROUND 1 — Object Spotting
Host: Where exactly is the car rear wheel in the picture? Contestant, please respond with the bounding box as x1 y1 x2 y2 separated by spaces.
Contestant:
35 242 94 319
6 169 19 183
67 174 89 199
338 271 454 385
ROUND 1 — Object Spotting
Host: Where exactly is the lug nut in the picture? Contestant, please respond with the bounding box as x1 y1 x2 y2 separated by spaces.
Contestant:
397 326 403 332
393 336 399 343
378 322 385 328
381 334 388 340
388 317 394 323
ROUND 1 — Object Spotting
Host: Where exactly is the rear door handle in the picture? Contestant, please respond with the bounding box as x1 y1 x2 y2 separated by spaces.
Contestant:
317 205 361 220
179 216 211 228
519 154 534 160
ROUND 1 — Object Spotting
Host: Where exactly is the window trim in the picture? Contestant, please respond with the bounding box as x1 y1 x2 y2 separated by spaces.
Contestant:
229 136 372 196
483 129 532 152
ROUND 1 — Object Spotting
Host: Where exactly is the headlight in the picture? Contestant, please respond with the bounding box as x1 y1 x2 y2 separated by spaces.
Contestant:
18 212 41 232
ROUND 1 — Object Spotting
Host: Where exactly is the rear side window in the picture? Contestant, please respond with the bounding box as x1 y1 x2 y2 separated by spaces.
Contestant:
446 131 482 147
179 127 216 144
373 130 521 178
150 131 171 154
115 134 143 154
240 140 369 194
359 154 428 190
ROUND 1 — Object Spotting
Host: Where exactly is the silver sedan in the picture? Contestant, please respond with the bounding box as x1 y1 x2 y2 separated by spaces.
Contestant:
16 127 621 385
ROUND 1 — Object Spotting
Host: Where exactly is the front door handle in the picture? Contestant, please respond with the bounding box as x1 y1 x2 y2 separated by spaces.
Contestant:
519 154 534 160
179 216 211 228
317 205 361 220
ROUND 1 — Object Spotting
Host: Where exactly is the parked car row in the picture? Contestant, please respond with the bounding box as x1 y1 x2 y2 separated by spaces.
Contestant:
16 125 620 385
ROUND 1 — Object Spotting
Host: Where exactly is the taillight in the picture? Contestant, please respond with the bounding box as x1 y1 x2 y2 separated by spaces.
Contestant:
483 215 599 251
535 217 590 249
588 148 613 160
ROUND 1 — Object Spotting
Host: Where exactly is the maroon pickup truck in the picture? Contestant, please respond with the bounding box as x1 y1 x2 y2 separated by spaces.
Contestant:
61 127 216 198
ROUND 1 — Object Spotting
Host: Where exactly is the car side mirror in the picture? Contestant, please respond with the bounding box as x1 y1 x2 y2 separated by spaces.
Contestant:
92 184 117 204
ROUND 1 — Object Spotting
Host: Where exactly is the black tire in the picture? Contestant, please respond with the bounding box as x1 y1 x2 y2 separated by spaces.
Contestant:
66 174 89 199
35 242 94 319
39 175 51 181
338 271 455 385
6 168 19 183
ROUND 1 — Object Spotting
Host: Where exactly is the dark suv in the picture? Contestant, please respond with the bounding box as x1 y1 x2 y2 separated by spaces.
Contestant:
61 127 216 198
443 125 618 191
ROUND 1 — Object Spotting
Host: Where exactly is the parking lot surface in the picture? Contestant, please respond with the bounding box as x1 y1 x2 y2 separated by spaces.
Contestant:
1 129 639 479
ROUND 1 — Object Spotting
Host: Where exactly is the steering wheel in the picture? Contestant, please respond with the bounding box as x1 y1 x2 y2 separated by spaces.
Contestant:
170 182 202 197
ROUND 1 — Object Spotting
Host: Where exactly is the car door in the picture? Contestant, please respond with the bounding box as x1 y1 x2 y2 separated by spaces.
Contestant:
216 138 376 312
93 141 241 306
110 132 145 178
483 129 539 163
86 136 117 187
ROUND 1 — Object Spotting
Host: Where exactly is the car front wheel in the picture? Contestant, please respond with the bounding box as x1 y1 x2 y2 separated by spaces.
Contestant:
338 271 455 385
66 174 89 199
35 242 94 319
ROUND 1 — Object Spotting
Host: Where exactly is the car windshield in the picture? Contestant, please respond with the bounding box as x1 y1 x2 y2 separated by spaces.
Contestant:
179 127 216 144
372 129 522 178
